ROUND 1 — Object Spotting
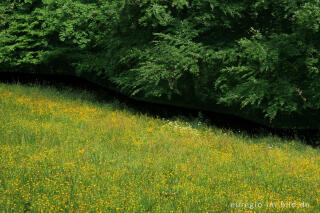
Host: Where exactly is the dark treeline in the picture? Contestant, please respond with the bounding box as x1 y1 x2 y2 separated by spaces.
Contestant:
1 0 320 129
1 71 319 147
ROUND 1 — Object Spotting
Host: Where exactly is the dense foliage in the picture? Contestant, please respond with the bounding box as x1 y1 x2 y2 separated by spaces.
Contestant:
1 0 320 128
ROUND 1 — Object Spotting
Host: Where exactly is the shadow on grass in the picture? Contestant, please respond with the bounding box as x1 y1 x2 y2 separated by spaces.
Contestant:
0 72 319 147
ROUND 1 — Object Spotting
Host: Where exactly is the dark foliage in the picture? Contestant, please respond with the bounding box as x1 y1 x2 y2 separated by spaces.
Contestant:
1 0 320 129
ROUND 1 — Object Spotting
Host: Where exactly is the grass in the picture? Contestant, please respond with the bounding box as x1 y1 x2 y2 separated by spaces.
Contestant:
0 82 319 212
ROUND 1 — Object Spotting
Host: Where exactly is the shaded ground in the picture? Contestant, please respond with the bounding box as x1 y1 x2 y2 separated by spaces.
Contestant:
0 72 319 147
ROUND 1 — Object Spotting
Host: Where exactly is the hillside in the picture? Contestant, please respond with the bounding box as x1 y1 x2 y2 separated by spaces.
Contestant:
0 83 319 212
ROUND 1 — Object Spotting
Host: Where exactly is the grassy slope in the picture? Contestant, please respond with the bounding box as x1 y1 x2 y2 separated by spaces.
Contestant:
0 83 319 212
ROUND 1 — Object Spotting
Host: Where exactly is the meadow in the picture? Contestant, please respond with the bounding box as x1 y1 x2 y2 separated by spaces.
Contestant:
0 83 319 212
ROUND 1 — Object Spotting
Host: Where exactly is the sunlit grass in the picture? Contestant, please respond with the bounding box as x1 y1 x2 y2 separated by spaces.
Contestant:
0 83 319 212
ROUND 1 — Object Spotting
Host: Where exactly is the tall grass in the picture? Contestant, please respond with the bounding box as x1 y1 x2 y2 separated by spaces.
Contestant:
0 83 319 212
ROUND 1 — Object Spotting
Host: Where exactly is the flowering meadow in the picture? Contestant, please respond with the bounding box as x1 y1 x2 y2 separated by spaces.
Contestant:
0 83 319 212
